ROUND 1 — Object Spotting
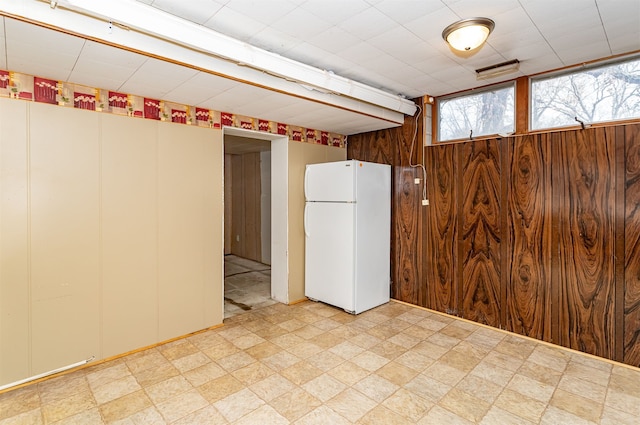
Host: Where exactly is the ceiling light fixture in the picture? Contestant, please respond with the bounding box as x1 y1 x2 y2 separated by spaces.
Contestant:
442 17 495 51
475 59 520 80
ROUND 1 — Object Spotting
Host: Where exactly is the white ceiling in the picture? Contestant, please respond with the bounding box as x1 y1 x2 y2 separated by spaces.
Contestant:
1 0 639 135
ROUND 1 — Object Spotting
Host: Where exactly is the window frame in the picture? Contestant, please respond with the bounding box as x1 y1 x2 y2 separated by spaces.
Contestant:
529 55 640 132
436 81 516 143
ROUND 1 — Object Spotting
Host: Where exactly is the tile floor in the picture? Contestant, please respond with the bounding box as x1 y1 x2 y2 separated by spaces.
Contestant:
1 300 640 424
224 255 275 319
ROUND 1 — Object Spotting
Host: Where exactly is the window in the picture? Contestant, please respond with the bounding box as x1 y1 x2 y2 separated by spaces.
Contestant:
438 84 514 141
531 56 640 130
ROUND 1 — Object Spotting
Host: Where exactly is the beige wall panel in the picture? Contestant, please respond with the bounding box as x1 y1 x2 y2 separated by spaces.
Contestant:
158 123 222 340
0 99 30 385
101 114 159 358
203 131 223 326
29 104 100 374
287 143 346 302
224 154 232 255
326 146 347 163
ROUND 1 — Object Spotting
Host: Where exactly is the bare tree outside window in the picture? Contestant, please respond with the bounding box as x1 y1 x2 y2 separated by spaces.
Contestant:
531 57 640 130
438 85 514 141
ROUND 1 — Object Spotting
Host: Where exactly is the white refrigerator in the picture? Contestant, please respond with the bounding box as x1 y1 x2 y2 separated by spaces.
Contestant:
304 160 391 314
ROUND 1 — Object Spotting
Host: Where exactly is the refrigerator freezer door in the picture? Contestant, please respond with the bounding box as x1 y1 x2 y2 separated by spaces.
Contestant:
304 202 355 312
305 161 356 202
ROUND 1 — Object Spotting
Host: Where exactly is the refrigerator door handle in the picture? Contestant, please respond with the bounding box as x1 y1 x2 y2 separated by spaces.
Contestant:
304 166 310 201
304 203 310 238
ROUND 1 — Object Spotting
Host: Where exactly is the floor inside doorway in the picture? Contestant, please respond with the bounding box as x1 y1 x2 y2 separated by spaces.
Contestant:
224 254 275 318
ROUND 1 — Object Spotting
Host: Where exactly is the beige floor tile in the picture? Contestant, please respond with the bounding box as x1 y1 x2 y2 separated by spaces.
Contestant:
159 341 200 362
288 341 323 359
609 366 640 398
202 341 239 361
302 374 347 402
353 374 399 403
262 351 300 371
439 388 491 423
131 363 179 388
156 389 208 423
50 407 102 425
423 361 467 386
41 390 95 424
382 388 433 422
216 351 256 372
327 361 369 386
170 405 227 425
249 374 296 402
455 374 503 404
419 405 474 425
479 406 537 425
126 406 165 425
171 352 211 374
92 375 141 405
280 361 322 385
528 345 570 373
0 408 43 425
507 373 556 403
516 360 563 387
350 332 383 349
270 388 322 422
124 351 168 375
564 361 612 387
470 360 515 386
494 388 547 423
329 341 366 360
86 364 130 391
181 361 226 387
98 390 152 423
359 405 416 425
604 388 640 417
600 405 640 425
394 349 435 372
231 361 274 386
326 388 377 422
551 388 603 423
305 350 344 371
213 388 264 422
4 299 640 425
404 373 452 402
558 374 607 403
244 341 282 360
197 374 244 403
376 361 418 386
295 405 351 425
0 386 41 420
351 350 390 372
234 405 288 425
144 376 192 405
540 405 597 425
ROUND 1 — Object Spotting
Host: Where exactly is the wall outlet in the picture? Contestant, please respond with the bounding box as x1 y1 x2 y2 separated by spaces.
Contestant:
236 235 240 242
414 178 421 184
422 199 429 206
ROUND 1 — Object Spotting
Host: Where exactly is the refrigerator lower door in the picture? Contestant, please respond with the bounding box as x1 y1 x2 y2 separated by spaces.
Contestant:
304 202 355 312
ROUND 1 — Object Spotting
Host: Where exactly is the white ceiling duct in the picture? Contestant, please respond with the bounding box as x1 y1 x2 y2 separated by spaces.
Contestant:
5 0 417 120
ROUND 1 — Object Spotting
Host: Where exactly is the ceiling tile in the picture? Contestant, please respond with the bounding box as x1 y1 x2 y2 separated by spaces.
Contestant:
270 7 332 39
202 6 268 41
118 58 199 97
163 72 240 105
299 0 371 25
374 0 446 25
141 0 223 25
337 7 397 40
307 27 361 55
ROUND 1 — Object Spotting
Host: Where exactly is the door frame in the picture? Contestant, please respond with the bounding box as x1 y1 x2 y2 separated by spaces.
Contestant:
222 127 289 309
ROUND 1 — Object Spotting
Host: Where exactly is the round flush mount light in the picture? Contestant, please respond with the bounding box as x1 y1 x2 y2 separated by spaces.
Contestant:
442 17 495 51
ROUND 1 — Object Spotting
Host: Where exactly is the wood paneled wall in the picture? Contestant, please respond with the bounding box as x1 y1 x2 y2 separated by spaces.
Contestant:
348 117 640 367
227 152 262 262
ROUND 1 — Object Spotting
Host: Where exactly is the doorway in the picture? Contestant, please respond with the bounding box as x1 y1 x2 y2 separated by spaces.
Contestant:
222 127 288 319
